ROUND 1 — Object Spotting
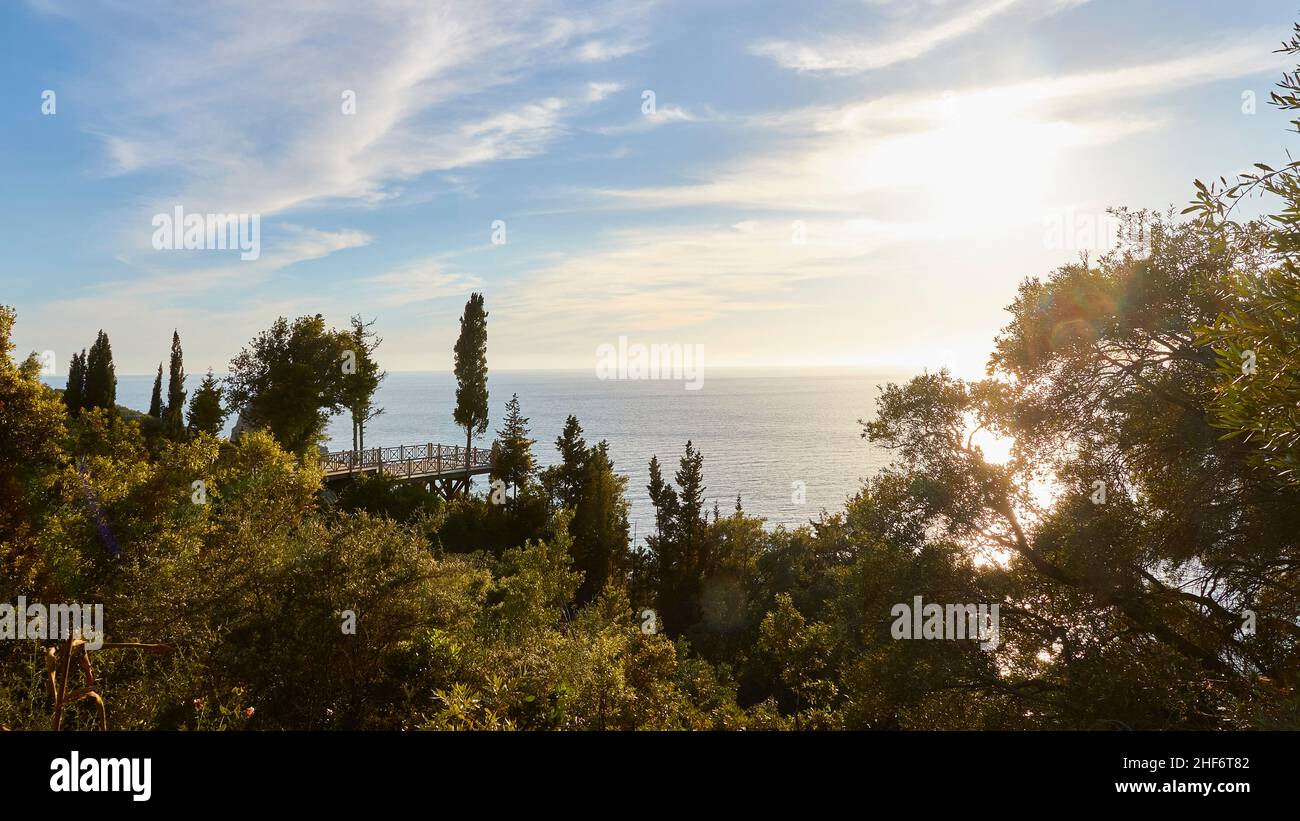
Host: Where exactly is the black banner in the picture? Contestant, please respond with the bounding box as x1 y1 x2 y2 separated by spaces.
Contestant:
2 730 1281 808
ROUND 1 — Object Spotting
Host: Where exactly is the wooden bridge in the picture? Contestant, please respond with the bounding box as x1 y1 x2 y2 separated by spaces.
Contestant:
319 442 494 498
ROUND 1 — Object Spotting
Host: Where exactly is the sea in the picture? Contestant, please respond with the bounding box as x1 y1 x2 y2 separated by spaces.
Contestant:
48 368 913 544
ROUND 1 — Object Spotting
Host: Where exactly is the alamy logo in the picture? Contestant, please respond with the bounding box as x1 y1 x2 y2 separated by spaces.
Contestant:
890 596 1000 650
595 336 704 390
50 751 151 802
151 206 261 260
0 597 104 650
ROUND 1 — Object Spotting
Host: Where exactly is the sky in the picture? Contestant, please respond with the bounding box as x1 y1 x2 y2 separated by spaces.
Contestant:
2 0 1298 377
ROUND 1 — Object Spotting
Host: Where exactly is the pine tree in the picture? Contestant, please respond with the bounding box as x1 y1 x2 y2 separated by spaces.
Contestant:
452 293 489 495
646 454 678 539
675 439 707 541
545 415 588 509
64 349 86 415
82 331 116 413
187 370 228 436
164 330 186 439
148 363 163 418
493 393 535 499
645 441 710 635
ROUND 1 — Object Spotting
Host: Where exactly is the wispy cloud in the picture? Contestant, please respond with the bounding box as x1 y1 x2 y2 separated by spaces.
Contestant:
594 103 705 135
494 219 885 356
586 81 624 102
55 0 651 218
575 38 644 62
362 258 483 309
752 0 1089 74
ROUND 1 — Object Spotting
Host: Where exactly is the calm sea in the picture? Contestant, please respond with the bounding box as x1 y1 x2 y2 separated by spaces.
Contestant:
48 369 911 543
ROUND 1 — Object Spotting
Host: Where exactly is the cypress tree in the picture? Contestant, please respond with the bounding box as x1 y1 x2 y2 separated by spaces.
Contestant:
148 362 163 418
452 293 489 495
64 349 86 414
83 331 116 413
164 330 186 439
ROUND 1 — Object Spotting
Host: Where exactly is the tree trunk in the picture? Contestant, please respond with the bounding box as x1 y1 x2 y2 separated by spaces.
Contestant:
464 425 473 497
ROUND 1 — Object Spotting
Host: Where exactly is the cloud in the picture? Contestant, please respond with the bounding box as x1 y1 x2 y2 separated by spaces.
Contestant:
362 258 483 308
575 38 644 62
73 225 373 301
752 0 1088 74
586 81 624 102
592 39 1287 218
594 103 703 135
20 0 652 373
494 219 889 353
55 0 651 218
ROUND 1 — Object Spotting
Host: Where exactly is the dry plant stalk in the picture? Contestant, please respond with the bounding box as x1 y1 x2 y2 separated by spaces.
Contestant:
45 635 172 731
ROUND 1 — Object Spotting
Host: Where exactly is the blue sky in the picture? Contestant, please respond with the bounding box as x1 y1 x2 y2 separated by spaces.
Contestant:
3 0 1298 376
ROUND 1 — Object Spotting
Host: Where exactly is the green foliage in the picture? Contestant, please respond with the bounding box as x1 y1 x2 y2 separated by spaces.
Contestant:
148 362 163 419
164 330 186 440
187 370 228 437
65 349 87 415
491 393 535 499
542 414 586 507
225 315 352 456
569 442 630 604
1182 28 1300 484
645 441 712 635
333 472 442 523
0 306 68 603
82 330 117 414
538 417 630 604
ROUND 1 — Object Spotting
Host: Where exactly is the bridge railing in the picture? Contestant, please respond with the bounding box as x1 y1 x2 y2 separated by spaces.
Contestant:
319 442 494 477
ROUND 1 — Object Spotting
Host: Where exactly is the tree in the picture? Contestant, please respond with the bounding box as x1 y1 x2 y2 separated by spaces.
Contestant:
187 370 228 437
543 415 588 509
570 441 630 604
452 293 489 495
164 331 186 439
856 209 1300 717
225 315 351 456
82 330 116 413
341 315 385 455
148 363 163 419
646 455 678 540
644 441 714 636
64 349 86 415
675 440 707 547
0 307 67 594
492 393 535 500
1183 26 1300 484
756 594 836 729
0 306 66 473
